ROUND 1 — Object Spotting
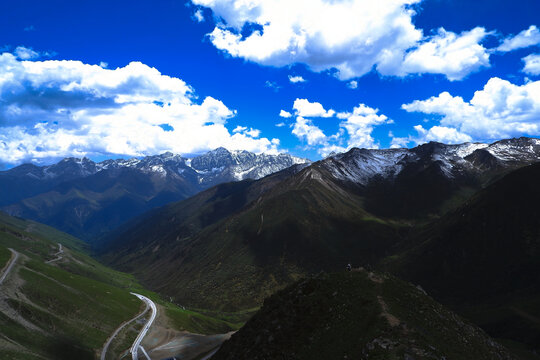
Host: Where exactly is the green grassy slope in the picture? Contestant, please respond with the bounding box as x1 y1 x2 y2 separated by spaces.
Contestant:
214 270 516 360
0 245 11 269
0 212 237 359
0 211 87 252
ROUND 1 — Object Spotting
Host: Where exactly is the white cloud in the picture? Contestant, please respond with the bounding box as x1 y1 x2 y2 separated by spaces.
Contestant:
233 126 261 137
413 125 472 144
390 135 411 149
193 9 205 22
288 75 306 83
0 52 279 164
497 25 540 52
523 54 540 75
293 98 335 118
192 0 494 81
275 122 286 127
10 46 56 60
246 128 261 137
193 9 204 22
382 27 491 81
99 61 108 68
192 0 423 80
402 77 540 140
13 46 40 60
279 110 292 118
292 117 327 146
389 125 472 147
288 99 390 155
347 80 358 89
233 125 247 133
339 104 389 149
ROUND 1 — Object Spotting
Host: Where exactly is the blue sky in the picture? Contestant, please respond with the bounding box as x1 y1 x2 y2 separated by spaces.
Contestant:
0 0 539 166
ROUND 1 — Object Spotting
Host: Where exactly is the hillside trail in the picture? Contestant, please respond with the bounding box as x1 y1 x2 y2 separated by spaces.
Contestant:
45 243 63 264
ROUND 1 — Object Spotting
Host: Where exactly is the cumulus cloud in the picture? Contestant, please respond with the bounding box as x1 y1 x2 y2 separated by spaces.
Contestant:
292 117 328 146
192 0 423 80
347 80 358 89
402 77 540 141
384 27 491 81
0 52 279 164
523 54 540 75
344 105 388 145
288 75 306 83
191 0 495 81
279 110 292 118
287 99 390 155
293 99 335 118
497 25 540 52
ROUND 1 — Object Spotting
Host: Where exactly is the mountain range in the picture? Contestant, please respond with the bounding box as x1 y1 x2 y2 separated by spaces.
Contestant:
98 137 540 355
3 137 540 357
0 148 308 240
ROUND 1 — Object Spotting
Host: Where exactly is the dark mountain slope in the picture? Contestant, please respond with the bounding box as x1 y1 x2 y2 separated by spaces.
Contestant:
0 158 99 206
213 270 516 360
3 167 199 240
385 162 540 350
101 164 404 311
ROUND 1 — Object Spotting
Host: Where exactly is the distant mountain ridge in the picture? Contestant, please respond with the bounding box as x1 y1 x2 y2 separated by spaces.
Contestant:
0 148 309 239
2 148 308 186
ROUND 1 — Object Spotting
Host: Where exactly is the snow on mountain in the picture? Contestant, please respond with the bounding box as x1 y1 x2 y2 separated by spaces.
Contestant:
4 149 310 185
323 148 409 184
320 137 540 186
4 137 539 191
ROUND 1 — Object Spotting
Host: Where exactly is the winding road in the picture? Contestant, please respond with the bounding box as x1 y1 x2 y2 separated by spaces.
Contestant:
45 243 63 264
200 347 220 360
0 248 19 285
130 293 157 360
100 298 150 360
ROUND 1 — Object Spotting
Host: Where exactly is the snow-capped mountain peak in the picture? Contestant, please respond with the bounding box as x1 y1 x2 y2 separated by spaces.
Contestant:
5 149 311 188
320 137 540 186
